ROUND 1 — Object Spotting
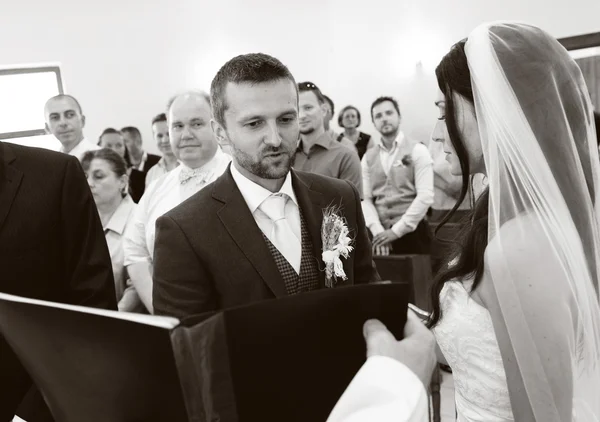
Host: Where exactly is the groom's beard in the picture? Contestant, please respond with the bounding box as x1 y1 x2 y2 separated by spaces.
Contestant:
231 144 296 180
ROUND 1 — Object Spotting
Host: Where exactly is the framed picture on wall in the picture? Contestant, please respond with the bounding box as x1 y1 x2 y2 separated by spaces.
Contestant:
0 64 64 141
559 32 600 111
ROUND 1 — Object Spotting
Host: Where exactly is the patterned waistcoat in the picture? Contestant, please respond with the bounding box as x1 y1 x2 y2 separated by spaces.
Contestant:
261 211 320 295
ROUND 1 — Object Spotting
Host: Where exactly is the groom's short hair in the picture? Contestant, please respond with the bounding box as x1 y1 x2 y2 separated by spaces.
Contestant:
210 53 298 127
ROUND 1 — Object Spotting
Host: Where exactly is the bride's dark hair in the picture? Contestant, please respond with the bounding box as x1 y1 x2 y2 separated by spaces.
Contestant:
427 40 490 328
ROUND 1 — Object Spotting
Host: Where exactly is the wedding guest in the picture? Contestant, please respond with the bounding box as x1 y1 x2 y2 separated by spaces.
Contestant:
81 149 142 312
145 113 179 187
362 96 434 255
428 137 474 223
44 94 99 161
121 126 160 202
0 141 115 421
123 91 231 313
322 94 336 133
322 94 357 151
98 128 127 159
152 53 378 319
338 105 374 159
121 126 160 173
294 82 363 194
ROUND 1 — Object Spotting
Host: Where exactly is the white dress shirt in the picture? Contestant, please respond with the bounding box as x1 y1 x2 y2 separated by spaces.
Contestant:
103 195 136 302
361 132 434 238
60 137 99 162
123 147 231 266
230 164 302 273
132 151 149 171
327 356 429 422
145 157 179 188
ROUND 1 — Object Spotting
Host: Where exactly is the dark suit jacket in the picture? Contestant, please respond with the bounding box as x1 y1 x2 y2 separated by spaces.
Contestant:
153 166 379 319
128 153 161 203
0 142 116 422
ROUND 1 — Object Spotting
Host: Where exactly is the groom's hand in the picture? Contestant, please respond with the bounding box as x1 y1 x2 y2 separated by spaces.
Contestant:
363 310 437 387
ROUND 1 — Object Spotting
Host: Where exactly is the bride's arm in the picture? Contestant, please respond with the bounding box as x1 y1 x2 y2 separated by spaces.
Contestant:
481 220 575 421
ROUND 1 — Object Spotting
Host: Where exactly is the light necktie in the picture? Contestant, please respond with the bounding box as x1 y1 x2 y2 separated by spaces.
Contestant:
259 194 301 274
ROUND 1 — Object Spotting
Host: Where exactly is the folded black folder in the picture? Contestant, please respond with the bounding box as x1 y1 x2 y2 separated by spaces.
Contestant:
0 282 411 422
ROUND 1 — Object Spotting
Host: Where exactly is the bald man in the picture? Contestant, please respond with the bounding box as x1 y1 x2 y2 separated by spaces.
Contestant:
44 94 99 161
123 91 231 312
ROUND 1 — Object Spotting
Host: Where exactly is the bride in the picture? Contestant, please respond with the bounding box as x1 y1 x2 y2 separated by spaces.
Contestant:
331 22 600 422
426 21 600 421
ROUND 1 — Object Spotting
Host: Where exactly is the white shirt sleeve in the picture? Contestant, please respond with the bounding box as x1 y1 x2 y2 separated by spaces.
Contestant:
327 356 429 422
123 192 152 267
391 144 434 238
361 155 385 235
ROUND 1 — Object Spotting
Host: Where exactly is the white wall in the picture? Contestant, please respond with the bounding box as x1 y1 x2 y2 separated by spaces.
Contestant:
1 0 599 153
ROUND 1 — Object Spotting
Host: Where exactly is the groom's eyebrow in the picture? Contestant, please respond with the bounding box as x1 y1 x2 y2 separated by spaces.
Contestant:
237 108 297 123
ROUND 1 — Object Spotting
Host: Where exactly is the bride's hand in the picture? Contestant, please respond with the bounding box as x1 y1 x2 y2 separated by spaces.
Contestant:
363 310 437 387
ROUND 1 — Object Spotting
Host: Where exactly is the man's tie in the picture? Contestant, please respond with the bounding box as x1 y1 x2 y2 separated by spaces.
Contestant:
259 194 302 274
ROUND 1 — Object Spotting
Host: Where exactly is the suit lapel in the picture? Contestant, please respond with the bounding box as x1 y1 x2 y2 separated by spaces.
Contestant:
291 171 329 288
213 168 287 298
0 143 23 232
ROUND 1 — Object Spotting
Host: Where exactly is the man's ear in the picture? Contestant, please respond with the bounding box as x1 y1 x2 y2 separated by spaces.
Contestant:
320 103 328 118
211 119 230 147
81 115 86 128
44 123 51 134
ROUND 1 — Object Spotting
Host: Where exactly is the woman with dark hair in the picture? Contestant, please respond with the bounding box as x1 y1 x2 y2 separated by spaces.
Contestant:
338 105 373 159
331 22 600 422
81 148 143 312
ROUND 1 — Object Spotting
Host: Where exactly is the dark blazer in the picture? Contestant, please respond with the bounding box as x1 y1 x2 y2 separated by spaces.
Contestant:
0 142 116 422
153 166 380 319
128 153 161 203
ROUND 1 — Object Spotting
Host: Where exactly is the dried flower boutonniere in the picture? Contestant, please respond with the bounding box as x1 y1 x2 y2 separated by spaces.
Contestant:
321 206 354 288
392 154 413 168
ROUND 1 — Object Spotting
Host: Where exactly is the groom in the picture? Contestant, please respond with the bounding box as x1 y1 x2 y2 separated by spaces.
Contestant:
152 53 380 319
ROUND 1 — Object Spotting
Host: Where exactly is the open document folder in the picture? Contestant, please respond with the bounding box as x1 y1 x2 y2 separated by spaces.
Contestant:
0 282 411 422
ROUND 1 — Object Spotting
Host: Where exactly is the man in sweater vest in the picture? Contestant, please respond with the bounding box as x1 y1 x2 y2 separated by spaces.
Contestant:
362 97 434 255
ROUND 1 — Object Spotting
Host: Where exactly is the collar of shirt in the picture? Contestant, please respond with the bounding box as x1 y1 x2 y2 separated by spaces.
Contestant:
156 157 167 170
297 131 334 153
104 194 136 235
62 137 97 155
135 151 149 171
230 163 298 214
375 131 405 154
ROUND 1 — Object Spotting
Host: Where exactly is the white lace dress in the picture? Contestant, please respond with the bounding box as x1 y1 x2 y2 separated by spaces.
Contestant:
433 280 514 422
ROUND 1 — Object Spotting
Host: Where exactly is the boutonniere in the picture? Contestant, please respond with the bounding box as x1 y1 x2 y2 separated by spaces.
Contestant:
393 154 413 168
321 206 354 288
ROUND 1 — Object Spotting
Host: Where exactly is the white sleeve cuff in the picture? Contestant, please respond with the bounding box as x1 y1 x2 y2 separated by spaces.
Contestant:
327 356 429 422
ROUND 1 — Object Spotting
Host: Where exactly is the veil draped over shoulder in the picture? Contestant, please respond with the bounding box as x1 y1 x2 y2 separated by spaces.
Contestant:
466 22 600 421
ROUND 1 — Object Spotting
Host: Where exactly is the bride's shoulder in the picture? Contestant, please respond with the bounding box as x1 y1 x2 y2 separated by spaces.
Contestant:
483 213 570 299
484 213 553 262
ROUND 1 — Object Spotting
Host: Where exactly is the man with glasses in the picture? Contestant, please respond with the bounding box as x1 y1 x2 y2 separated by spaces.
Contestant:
294 82 363 196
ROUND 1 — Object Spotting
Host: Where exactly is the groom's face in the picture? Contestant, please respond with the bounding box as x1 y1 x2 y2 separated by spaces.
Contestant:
213 79 299 181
